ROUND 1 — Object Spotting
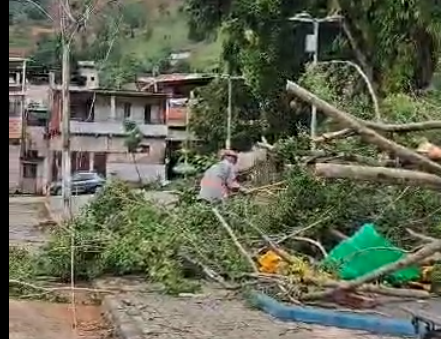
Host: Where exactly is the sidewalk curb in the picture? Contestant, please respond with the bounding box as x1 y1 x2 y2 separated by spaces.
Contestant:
102 296 144 339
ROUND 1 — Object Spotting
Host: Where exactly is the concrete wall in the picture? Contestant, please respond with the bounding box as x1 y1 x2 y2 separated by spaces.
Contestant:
21 162 45 194
50 136 165 164
27 126 46 151
9 145 21 193
26 84 50 106
107 163 166 183
94 95 164 124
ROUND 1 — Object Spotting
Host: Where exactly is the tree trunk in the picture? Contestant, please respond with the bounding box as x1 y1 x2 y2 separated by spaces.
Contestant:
286 80 441 176
131 153 143 185
314 163 441 191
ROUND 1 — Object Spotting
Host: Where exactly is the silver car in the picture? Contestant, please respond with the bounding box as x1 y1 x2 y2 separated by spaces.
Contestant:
50 171 105 195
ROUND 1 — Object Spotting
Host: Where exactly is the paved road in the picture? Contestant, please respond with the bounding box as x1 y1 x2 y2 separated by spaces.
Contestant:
9 198 48 247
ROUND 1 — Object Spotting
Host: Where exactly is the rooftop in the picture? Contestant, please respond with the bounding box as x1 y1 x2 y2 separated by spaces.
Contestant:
9 57 28 62
52 87 168 98
137 73 214 85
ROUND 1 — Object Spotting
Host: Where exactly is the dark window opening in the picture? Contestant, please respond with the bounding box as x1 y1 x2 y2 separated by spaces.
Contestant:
23 163 37 179
139 144 150 154
123 102 131 119
24 150 39 159
144 104 152 123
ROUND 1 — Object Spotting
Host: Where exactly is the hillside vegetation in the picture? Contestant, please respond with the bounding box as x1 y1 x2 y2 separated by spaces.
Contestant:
9 0 221 73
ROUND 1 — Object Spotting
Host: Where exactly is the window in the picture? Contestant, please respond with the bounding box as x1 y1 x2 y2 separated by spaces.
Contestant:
9 99 20 117
144 104 152 123
73 172 96 181
139 144 150 154
23 163 37 179
123 102 131 119
24 150 39 159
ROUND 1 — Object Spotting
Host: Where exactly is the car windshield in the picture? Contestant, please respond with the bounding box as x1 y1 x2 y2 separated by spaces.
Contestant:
73 172 99 181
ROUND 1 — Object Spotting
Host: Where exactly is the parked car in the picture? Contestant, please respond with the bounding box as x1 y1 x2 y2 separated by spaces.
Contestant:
50 171 105 195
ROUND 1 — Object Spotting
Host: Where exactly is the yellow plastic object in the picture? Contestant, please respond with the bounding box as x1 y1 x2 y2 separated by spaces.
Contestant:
258 250 283 274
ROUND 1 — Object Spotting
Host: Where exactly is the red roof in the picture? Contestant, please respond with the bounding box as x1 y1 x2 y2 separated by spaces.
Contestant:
138 73 214 85
9 47 30 59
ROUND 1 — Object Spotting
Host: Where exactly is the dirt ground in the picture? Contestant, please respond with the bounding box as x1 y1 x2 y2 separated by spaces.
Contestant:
9 299 111 339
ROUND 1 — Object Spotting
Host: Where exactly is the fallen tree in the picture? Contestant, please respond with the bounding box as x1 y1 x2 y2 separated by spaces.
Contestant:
313 163 441 191
302 240 441 301
286 80 441 176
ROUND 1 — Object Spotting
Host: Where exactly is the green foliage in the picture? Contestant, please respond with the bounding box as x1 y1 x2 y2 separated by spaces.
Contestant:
32 180 264 293
263 167 440 249
9 172 440 298
123 120 143 153
9 247 39 296
190 79 262 153
29 35 64 70
185 0 441 127
9 0 50 25
121 2 148 31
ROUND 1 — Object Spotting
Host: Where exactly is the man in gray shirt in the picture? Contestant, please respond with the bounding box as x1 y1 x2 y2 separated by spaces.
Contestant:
198 150 245 203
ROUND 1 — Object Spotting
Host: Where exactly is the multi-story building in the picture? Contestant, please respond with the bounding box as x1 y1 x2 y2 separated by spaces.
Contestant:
9 57 27 193
136 73 213 129
136 73 214 177
23 87 169 193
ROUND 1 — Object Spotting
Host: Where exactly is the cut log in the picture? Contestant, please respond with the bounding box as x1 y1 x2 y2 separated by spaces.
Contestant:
286 81 441 176
289 102 441 133
314 163 441 191
364 121 441 133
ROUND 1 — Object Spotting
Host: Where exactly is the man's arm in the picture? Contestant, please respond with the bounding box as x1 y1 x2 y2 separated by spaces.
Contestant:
226 165 247 193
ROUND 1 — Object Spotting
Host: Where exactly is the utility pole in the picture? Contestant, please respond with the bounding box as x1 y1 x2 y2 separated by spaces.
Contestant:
61 38 72 221
45 72 55 199
310 20 319 150
289 12 342 149
226 75 232 150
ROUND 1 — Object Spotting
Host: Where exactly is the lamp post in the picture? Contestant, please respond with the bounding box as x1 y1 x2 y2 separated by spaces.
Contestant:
289 12 342 149
214 74 245 150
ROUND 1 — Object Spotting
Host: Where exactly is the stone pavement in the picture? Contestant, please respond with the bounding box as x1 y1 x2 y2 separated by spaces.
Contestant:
96 278 401 339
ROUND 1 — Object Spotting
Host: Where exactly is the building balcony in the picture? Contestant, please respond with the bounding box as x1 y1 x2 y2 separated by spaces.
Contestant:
167 98 188 127
69 121 168 138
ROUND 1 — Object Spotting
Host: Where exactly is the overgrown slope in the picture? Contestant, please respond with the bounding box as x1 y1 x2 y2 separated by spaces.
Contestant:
8 0 221 71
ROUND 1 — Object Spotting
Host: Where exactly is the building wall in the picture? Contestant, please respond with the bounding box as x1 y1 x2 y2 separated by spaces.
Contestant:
21 161 45 194
94 95 164 124
27 126 46 151
107 163 166 183
49 135 165 164
9 145 21 193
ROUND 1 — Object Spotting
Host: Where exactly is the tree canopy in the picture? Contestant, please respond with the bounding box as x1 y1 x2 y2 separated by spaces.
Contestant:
184 0 441 144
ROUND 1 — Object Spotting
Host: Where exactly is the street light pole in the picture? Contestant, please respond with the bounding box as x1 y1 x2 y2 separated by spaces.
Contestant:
310 19 319 149
289 12 342 149
61 37 72 221
226 75 233 150
210 73 244 150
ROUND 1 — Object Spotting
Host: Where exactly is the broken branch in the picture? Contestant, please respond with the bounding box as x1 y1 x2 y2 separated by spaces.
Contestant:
314 163 441 191
303 240 441 300
286 80 441 176
212 207 259 273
